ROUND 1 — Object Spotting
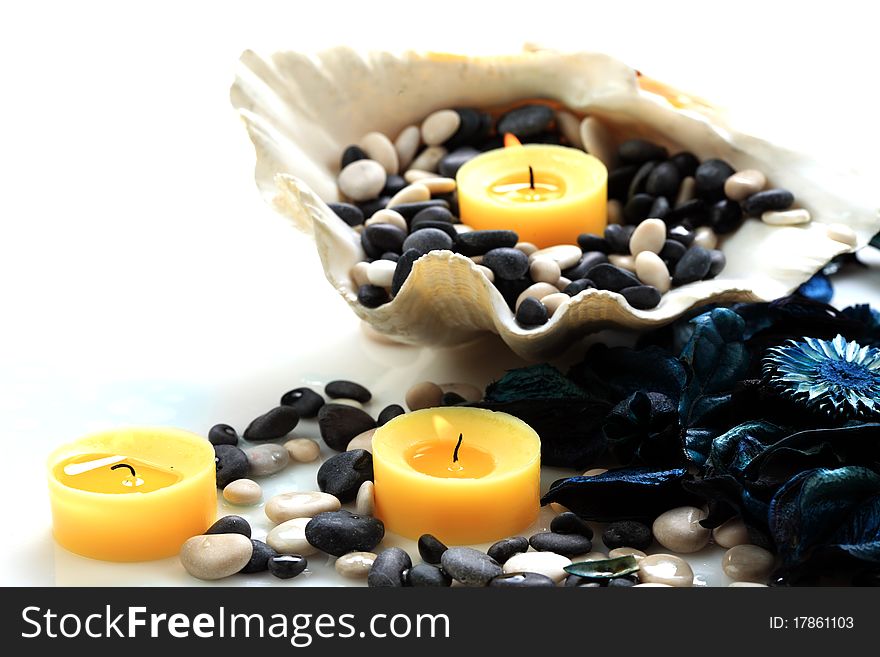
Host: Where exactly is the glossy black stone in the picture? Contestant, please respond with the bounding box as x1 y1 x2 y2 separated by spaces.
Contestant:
368 547 412 587
340 145 368 168
667 225 696 247
208 423 239 447
381 174 407 197
402 228 454 255
659 239 687 266
360 230 383 259
627 161 657 200
317 449 373 503
515 297 548 328
528 531 592 557
357 284 389 309
455 230 519 257
550 512 594 538
327 202 365 227
496 104 555 137
564 574 603 588
489 572 556 588
364 224 407 254
355 196 390 219
317 403 377 451
483 247 530 280
672 245 713 285
618 139 668 164
623 193 656 225
411 206 455 225
377 404 405 426
206 515 251 538
494 276 532 311
577 234 610 254
268 554 308 580
325 380 371 403
620 285 662 310
670 151 700 177
694 158 735 201
438 147 480 178
417 534 448 564
563 278 596 296
587 263 642 292
443 107 485 150
649 196 670 221
279 387 324 418
441 391 466 405
406 563 452 587
608 164 639 201
213 444 249 488
487 536 529 564
645 161 681 200
602 520 653 550
243 406 300 441
665 199 709 227
604 224 636 253
707 249 726 279
563 251 608 281
380 252 400 263
742 188 795 216
441 547 502 586
607 575 638 587
391 200 449 220
409 220 457 240
391 249 421 296
240 540 278 574
306 510 385 557
709 199 744 235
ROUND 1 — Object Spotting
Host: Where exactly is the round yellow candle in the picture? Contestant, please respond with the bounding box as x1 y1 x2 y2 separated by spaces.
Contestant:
47 427 216 561
456 142 607 248
372 407 540 545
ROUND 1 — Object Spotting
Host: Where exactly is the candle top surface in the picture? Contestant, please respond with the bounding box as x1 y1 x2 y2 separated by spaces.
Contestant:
54 453 183 494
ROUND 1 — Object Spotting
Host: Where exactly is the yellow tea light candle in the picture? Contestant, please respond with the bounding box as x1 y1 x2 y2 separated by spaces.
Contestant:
47 427 216 561
456 134 608 248
372 407 540 544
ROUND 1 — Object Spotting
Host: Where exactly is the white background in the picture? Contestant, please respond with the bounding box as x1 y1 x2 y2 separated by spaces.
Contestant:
1 0 877 585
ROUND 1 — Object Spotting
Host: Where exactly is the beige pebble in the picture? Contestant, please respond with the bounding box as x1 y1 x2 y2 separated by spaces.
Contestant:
694 226 718 250
265 491 341 523
515 241 538 256
246 443 290 477
394 126 421 171
609 254 636 272
579 116 615 166
352 225 364 235
355 480 375 516
583 468 608 476
470 255 484 265
418 177 457 195
722 545 775 583
555 276 572 292
826 222 858 247
762 209 811 226
421 109 461 146
607 199 624 225
332 397 365 409
713 516 749 548
359 131 399 175
638 553 694 587
542 292 570 316
387 183 430 208
404 168 435 183
634 583 673 587
570 551 607 562
516 282 559 310
549 502 569 514
350 261 370 288
635 251 671 293
365 208 407 231
675 176 696 206
475 264 495 282
365 259 397 288
530 257 562 284
629 218 667 256
439 383 482 403
179 534 253 581
608 547 646 561
410 146 446 172
653 506 711 553
284 438 321 463
347 428 375 453
222 478 262 505
335 551 377 579
723 169 766 201
556 110 584 149
455 224 474 234
338 159 386 202
266 517 318 555
406 381 444 411
503 551 571 583
728 582 768 587
530 244 582 270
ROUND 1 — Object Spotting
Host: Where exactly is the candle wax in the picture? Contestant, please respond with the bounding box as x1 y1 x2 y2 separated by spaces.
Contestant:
406 440 495 479
55 453 182 493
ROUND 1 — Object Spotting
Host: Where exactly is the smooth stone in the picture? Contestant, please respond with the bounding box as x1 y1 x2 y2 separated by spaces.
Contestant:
515 282 559 310
608 254 636 272
672 245 712 285
240 539 278 574
364 223 407 254
503 551 571 583
243 406 299 441
279 388 325 418
387 183 430 208
564 279 595 298
550 512 594 538
826 222 858 247
624 193 655 225
437 147 480 178
417 177 456 195
316 449 373 503
265 491 341 523
628 162 657 202
391 248 420 296
515 297 548 328
583 468 608 477
659 239 687 266
588 263 641 292
742 188 794 216
441 391 464 406
638 553 694 587
346 428 375 453
341 144 368 168
214 445 250 489
645 161 681 199
366 208 407 231
338 159 387 202
409 146 447 173
722 545 775 583
693 226 718 250
563 251 608 280
268 554 308 580
556 110 584 149
579 116 615 165
379 252 400 263
604 224 636 253
382 174 407 197
489 572 556 588
729 582 768 587
417 533 448 564
569 551 608 562
608 165 639 201
607 198 624 224
406 381 444 411
368 547 412 587
394 125 421 171
603 520 653 551
487 536 529 564
357 284 387 309
618 139 667 164
529 532 592 556
675 176 697 206
401 227 453 255
724 169 766 201
713 516 750 548
530 244 582 270
411 204 455 225
284 437 321 463
634 583 673 587
542 292 570 316
245 443 290 477
325 380 371 403
608 547 647 561
515 241 538 256
483 247 530 280
180 534 253 581
629 219 667 256
707 249 726 278
208 423 239 447
549 502 569 514
377 404 405 426
326 397 364 410
649 196 670 220
668 224 696 246
577 233 611 254
653 506 711 553
456 229 519 257
497 104 554 137
317 403 376 451
335 551 376 579
441 547 502 586
359 131 399 175
327 202 365 227
709 199 744 235
762 208 811 225
694 158 735 201
635 251 671 293
421 109 461 146
445 108 488 149
206 515 251 538
620 285 661 310
223 478 262 505
305 510 385 557
438 383 482 403
564 574 602 588
407 563 452 587
670 151 699 177
355 480 375 517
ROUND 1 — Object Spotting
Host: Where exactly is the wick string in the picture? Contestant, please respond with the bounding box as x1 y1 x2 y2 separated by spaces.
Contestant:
111 463 137 477
452 433 463 463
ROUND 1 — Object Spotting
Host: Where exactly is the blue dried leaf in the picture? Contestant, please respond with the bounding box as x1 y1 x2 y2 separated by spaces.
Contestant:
683 427 718 466
796 273 834 304
484 363 586 403
564 555 640 579
603 391 683 466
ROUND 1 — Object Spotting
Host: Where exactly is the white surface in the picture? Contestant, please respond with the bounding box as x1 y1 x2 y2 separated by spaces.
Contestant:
1 0 878 586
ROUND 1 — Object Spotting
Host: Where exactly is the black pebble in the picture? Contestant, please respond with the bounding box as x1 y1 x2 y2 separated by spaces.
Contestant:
694 158 735 201
659 239 687 266
240 540 278 574
317 403 376 451
709 199 743 235
564 574 603 588
522 131 562 145
402 227 453 255
364 224 407 254
213 445 249 488
368 547 412 587
489 572 556 588
515 297 548 328
377 404 405 426
550 512 594 538
587 263 642 292
672 245 712 285
563 252 608 281
602 520 653 551
563 278 596 297
529 531 592 557
279 387 325 418
483 247 530 280
665 199 709 227
618 139 668 164
206 515 251 538
410 220 457 240
382 174 407 197
707 249 726 279
577 234 610 254
627 161 657 199
407 564 452 587
418 534 448 564
441 391 466 405
494 276 532 311
357 284 390 309
607 165 639 201
444 107 484 150
742 188 795 216
487 536 529 564
208 423 239 446
325 380 371 403
623 193 656 225
356 196 390 219
392 249 421 296
456 229 519 257
381 252 400 263
604 224 636 253
412 206 455 225
667 225 696 247
243 406 299 441
670 151 700 177
620 285 662 310
391 200 449 221
327 202 364 227
497 104 555 138
268 554 308 580
608 575 638 587
360 230 383 259
438 147 480 178
306 510 385 557
317 450 373 502
649 196 670 221
341 145 368 168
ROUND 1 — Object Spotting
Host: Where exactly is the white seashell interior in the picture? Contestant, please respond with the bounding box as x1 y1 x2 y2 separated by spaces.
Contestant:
231 47 880 360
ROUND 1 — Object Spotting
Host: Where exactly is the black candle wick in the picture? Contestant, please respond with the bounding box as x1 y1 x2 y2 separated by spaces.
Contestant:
111 463 137 478
528 165 535 190
452 433 463 463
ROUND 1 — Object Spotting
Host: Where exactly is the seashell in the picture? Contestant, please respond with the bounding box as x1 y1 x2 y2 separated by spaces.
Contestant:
231 47 879 360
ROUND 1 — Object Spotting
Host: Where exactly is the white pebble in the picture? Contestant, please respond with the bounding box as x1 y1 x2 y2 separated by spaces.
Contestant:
826 222 858 247
365 260 396 288
394 126 421 171
653 506 711 553
629 218 667 256
633 583 673 587
549 502 569 514
179 534 253 581
579 116 615 166
365 208 407 231
722 545 775 583
635 251 671 293
608 547 646 561
387 183 430 208
265 491 341 523
222 478 262 505
556 110 584 149
503 551 571 583
693 226 718 250
675 176 696 206
516 282 560 310
607 199 624 225
542 292 570 316
583 468 608 476
266 517 318 555
410 146 447 173
246 444 290 477
555 276 572 291
350 261 370 288
406 381 443 411
638 553 694 587
529 257 562 284
608 254 636 272
355 480 375 516
455 224 474 234
332 397 364 409
421 109 461 146
418 177 457 195
475 264 494 282
570 551 607 562
284 437 321 463
359 131 399 175
346 428 375 453
713 516 749 548
403 168 435 183
335 551 377 579
338 159 386 202
728 582 768 587
724 169 766 201
762 208 811 226
529 244 582 270
470 255 484 265
515 241 538 256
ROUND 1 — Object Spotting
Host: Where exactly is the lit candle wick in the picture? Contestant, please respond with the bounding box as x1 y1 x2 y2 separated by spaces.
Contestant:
528 165 535 190
452 433 463 463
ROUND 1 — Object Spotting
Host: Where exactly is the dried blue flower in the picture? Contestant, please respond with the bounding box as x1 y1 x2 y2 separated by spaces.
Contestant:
764 334 880 419
796 272 834 304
